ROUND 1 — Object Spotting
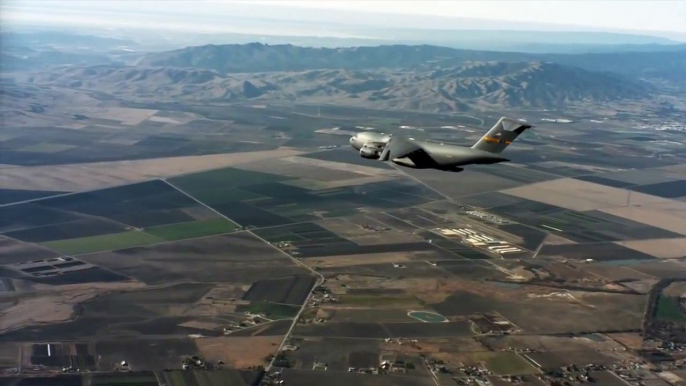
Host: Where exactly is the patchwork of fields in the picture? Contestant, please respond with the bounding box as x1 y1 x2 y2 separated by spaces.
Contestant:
2 102 686 386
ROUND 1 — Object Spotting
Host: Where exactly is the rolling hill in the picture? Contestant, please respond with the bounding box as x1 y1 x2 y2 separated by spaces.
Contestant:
136 43 686 86
12 61 654 112
136 43 530 73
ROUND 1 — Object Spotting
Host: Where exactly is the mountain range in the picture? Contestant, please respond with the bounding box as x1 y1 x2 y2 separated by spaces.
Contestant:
11 60 654 112
136 43 686 86
4 41 685 113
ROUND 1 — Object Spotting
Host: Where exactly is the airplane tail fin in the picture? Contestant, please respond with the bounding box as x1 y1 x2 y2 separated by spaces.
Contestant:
471 117 532 154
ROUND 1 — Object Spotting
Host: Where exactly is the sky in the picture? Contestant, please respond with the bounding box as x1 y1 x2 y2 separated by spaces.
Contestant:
2 0 685 40
251 0 686 34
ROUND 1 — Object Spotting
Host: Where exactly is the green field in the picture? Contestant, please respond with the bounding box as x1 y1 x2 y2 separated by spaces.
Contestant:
465 352 539 375
18 142 76 153
656 296 686 324
485 352 539 375
408 311 448 323
236 301 300 319
42 231 163 255
146 219 239 241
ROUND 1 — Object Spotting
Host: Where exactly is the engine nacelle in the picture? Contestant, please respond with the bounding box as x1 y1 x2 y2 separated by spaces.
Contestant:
360 147 380 159
359 143 384 159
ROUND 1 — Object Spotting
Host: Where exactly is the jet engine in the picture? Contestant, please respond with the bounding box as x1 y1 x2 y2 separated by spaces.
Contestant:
359 143 383 159
360 147 380 159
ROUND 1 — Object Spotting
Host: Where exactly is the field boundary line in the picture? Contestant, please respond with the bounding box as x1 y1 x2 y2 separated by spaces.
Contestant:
163 179 241 227
0 146 312 208
0 191 78 207
0 177 184 208
248 229 324 374
163 179 324 376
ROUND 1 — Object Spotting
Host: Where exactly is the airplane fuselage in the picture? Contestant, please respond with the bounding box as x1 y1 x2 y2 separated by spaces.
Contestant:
350 135 508 169
349 132 391 151
350 132 391 159
411 141 509 167
348 117 531 172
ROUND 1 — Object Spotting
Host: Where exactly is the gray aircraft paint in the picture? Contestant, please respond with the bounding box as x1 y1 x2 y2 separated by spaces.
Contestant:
471 117 532 154
351 117 532 171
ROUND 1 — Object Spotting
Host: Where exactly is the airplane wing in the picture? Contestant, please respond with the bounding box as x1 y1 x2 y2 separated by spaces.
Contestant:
380 136 510 170
379 137 440 168
378 117 528 170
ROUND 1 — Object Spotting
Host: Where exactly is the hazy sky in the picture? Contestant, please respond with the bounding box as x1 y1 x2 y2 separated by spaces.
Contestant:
253 0 686 34
3 0 685 39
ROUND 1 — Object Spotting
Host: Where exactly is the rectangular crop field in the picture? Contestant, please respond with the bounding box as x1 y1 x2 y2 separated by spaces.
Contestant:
81 232 309 285
145 219 239 241
19 180 205 229
630 180 686 198
462 352 539 375
242 275 316 305
538 242 655 261
657 296 686 324
4 219 129 243
90 372 159 386
210 202 293 228
42 231 163 255
0 188 64 205
170 167 295 193
186 187 267 205
0 203 82 233
525 350 619 370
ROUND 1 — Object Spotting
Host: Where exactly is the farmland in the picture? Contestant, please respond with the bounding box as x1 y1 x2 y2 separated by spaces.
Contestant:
656 296 686 324
41 231 163 255
242 275 316 305
145 218 239 241
80 232 310 285
3 45 686 385
0 179 243 256
235 302 301 319
460 352 539 375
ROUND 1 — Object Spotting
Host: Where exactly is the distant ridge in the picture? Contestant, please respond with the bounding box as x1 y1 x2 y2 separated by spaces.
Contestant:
15 60 654 112
136 43 686 84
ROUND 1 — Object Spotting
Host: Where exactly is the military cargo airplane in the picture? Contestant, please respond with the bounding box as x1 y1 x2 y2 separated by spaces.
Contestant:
349 117 531 172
